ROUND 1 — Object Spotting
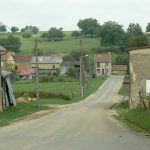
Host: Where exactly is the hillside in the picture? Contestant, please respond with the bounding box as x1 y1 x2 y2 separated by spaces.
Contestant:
0 31 100 55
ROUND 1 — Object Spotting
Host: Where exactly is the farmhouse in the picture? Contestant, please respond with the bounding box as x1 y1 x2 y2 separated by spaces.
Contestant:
30 56 63 76
128 46 150 108
60 61 80 75
94 53 111 77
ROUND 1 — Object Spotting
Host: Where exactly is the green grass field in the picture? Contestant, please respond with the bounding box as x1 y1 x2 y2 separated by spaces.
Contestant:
0 31 100 55
0 77 105 127
13 77 104 100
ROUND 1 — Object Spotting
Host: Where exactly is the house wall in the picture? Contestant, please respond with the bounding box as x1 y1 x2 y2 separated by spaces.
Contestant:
31 63 60 70
112 70 127 75
129 48 150 107
96 62 111 76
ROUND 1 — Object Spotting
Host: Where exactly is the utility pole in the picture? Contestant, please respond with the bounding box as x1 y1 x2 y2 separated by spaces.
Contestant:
80 39 84 97
35 39 40 107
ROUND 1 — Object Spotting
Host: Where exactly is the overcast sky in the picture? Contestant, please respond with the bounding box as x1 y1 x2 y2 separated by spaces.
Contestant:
0 0 149 31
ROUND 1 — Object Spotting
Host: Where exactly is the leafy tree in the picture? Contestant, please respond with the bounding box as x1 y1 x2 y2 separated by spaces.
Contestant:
31 26 39 34
66 67 79 79
127 35 148 47
0 35 21 53
114 54 129 65
71 31 81 38
146 23 150 32
0 25 7 32
21 25 39 34
22 32 32 38
77 18 99 37
127 23 143 36
47 27 64 41
41 32 48 40
99 21 125 46
11 26 19 33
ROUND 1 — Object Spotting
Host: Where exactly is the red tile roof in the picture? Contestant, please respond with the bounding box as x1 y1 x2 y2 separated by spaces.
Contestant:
127 46 150 51
112 65 128 71
16 65 35 76
14 55 32 63
95 53 111 62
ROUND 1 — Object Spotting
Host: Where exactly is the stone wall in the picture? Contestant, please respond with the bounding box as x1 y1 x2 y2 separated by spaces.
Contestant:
129 49 150 107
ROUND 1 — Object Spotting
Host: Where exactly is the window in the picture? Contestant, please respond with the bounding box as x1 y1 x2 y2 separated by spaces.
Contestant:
97 62 100 68
97 69 100 74
52 65 55 69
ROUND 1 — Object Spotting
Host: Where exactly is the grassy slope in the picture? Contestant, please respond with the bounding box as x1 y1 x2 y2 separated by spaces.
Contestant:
0 31 100 55
120 109 150 132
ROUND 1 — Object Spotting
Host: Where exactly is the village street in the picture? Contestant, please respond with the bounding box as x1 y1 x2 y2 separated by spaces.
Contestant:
0 76 149 150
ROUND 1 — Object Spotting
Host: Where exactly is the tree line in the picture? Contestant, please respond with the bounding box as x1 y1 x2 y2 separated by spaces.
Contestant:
0 18 150 53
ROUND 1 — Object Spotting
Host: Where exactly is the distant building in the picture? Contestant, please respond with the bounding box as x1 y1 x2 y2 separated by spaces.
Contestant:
14 55 32 67
128 46 150 108
94 53 111 77
60 61 80 75
30 56 63 76
1 52 15 71
112 65 128 75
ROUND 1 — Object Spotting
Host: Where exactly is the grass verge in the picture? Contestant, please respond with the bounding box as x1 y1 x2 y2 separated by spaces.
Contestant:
111 100 150 134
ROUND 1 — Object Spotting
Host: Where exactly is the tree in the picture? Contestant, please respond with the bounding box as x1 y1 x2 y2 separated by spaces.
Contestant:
127 23 143 36
146 23 150 32
77 18 99 37
0 35 21 53
71 31 81 38
0 25 7 32
11 26 19 33
21 25 39 34
41 32 48 40
47 27 64 41
127 35 148 47
66 67 79 79
99 21 125 46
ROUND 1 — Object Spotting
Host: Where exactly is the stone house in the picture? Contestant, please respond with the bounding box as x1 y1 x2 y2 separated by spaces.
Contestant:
60 61 80 75
30 56 63 76
94 53 111 77
128 46 150 108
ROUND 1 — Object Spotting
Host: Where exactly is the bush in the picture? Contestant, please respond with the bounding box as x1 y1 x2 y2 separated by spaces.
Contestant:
39 77 49 83
22 32 32 38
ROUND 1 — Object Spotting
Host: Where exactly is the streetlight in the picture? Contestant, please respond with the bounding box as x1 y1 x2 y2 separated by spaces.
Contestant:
0 45 7 111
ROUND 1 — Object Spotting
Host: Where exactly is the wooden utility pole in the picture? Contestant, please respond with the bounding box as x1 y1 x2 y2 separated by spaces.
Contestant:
35 39 40 107
80 39 84 97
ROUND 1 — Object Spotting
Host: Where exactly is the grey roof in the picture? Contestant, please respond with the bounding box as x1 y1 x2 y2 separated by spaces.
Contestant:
0 45 7 52
31 56 63 64
61 61 80 66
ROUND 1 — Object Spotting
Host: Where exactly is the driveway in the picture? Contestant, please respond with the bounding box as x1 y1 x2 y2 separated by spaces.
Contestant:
0 76 149 150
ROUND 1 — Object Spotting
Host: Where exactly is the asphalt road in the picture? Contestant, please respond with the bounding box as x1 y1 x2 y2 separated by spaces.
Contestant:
0 76 149 150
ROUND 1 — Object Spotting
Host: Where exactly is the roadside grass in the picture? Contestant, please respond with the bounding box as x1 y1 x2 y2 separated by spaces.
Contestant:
118 85 129 96
0 77 105 127
119 109 150 133
111 100 150 133
0 102 49 127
